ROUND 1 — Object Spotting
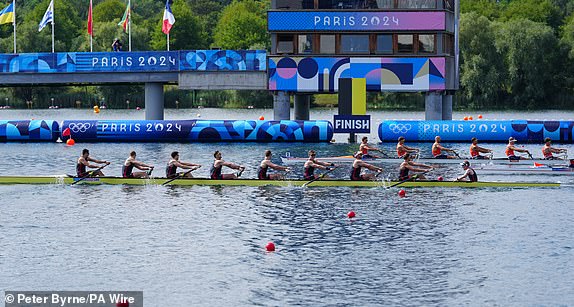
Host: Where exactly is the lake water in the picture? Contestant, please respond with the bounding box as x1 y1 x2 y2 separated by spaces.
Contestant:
1 109 573 306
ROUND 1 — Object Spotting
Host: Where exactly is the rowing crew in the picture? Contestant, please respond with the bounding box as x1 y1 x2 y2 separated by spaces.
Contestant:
364 136 568 160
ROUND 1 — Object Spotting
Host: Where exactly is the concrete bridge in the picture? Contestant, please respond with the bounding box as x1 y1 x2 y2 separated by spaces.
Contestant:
0 50 268 120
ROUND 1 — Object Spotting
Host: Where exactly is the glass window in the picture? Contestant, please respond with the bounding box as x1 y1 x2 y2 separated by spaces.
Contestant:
298 35 313 54
275 0 314 9
444 0 454 11
319 0 371 9
397 34 414 53
375 0 393 8
276 35 294 54
444 34 454 55
397 0 437 9
320 35 336 54
341 35 370 54
418 35 435 54
376 35 393 54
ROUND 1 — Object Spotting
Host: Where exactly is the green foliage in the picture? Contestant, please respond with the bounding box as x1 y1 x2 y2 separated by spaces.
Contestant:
494 18 559 108
93 0 126 23
459 12 505 108
213 0 268 50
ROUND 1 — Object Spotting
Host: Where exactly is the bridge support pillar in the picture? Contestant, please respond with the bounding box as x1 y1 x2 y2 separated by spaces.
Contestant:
294 94 310 120
442 94 453 120
273 91 290 120
425 92 443 120
145 83 164 120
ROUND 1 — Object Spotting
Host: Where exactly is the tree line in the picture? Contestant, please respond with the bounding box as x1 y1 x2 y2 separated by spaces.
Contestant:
0 0 573 109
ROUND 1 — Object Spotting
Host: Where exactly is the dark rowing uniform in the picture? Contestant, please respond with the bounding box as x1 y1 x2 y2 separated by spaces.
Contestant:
258 166 269 180
304 165 315 180
467 168 478 182
76 162 89 177
122 162 134 178
210 163 223 179
399 166 410 181
350 166 363 181
166 163 177 178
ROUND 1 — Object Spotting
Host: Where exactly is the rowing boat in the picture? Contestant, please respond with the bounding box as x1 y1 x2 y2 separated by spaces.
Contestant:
478 166 574 176
281 155 567 166
0 176 560 188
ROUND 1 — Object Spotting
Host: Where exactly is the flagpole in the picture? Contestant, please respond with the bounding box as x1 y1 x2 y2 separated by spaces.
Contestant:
89 0 93 52
51 0 55 53
128 0 131 51
167 33 169 51
12 0 16 53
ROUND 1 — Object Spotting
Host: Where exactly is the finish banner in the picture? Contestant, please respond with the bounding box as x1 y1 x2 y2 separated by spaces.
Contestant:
268 11 445 31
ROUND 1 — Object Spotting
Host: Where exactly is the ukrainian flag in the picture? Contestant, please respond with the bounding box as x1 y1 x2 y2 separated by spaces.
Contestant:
0 2 14 25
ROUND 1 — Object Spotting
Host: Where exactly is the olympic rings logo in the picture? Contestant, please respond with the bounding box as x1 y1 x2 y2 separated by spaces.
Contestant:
68 123 92 133
388 123 412 134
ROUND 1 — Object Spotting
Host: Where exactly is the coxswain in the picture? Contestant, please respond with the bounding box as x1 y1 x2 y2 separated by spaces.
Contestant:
432 136 457 159
542 137 567 160
399 153 432 180
456 160 478 182
350 151 383 181
506 137 531 160
470 137 492 159
258 150 291 180
396 136 419 158
77 148 110 177
123 151 154 178
211 150 245 179
304 150 336 180
166 151 201 178
359 136 386 158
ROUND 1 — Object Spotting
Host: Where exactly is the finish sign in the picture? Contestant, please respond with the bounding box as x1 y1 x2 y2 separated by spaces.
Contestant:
333 115 371 133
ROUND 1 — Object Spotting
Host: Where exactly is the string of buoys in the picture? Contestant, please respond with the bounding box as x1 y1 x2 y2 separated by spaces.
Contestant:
463 114 483 120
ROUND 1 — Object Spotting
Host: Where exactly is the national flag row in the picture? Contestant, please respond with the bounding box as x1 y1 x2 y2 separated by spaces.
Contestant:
0 0 176 52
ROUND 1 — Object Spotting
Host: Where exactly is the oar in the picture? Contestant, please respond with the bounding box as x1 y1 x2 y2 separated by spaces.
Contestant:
527 152 534 159
302 166 338 188
388 174 419 188
71 164 108 186
453 150 462 159
162 167 197 186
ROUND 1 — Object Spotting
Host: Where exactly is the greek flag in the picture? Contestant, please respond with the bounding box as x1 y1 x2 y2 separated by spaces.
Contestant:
38 0 53 32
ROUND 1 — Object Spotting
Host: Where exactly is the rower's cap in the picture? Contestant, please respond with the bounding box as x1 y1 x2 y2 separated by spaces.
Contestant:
460 160 470 167
544 137 552 143
508 137 517 142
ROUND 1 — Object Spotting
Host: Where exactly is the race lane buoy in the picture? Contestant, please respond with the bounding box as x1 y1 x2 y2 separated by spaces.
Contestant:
259 116 265 120
266 242 276 252
66 138 75 146
398 189 406 198
93 106 100 114
347 211 356 218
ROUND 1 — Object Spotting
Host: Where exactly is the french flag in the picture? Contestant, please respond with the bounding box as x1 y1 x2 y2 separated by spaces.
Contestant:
162 0 175 34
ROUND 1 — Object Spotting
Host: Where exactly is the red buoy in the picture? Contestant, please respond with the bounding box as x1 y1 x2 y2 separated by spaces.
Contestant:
398 189 406 198
266 242 275 252
437 176 444 181
66 138 75 146
259 116 265 120
478 114 483 119
463 117 468 121
347 211 356 218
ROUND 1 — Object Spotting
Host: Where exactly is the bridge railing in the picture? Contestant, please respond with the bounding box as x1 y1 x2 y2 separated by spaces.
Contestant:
0 50 267 74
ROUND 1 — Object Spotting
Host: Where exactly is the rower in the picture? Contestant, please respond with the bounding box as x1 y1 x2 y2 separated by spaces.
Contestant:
123 151 154 178
359 136 385 158
304 150 336 180
432 136 456 159
396 136 419 158
350 151 383 181
542 137 567 160
211 150 245 179
77 148 110 177
258 150 291 180
399 153 432 180
570 159 574 168
506 137 531 160
456 160 478 182
470 137 492 159
166 151 201 178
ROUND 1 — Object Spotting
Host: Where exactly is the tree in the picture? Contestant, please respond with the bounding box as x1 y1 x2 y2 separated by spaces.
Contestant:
459 12 505 108
460 0 505 20
501 0 562 29
213 0 268 50
495 18 560 108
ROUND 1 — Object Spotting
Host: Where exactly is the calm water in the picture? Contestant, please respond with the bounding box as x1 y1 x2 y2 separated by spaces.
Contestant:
1 109 573 306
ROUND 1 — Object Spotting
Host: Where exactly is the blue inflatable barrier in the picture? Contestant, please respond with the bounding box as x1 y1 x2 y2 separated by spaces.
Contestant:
61 120 334 143
379 120 574 143
0 120 60 142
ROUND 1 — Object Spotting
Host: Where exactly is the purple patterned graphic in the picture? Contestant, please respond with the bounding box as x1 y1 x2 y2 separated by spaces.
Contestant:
268 11 446 31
